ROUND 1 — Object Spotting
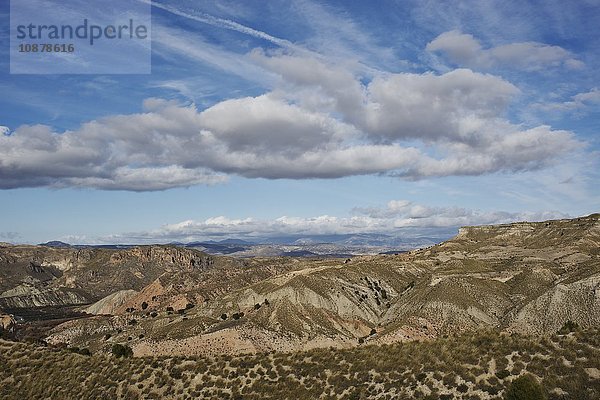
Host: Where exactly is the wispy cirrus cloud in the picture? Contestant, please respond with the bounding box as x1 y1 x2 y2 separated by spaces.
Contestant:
140 0 302 51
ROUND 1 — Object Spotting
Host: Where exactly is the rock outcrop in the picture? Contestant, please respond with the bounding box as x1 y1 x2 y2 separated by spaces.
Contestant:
0 314 16 334
84 290 139 315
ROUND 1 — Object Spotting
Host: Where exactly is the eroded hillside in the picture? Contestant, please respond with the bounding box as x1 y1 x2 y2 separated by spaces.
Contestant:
24 213 598 356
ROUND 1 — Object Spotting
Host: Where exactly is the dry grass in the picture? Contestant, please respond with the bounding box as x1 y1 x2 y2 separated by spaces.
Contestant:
2 327 599 399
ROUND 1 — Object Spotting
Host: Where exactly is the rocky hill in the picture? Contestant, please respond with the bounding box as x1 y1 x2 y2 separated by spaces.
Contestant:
10 213 590 357
0 245 300 312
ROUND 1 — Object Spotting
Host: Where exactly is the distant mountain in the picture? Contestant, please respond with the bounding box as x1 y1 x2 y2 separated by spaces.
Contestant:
33 233 451 254
268 233 454 247
38 241 71 248
217 239 255 245
281 250 320 257
192 239 255 245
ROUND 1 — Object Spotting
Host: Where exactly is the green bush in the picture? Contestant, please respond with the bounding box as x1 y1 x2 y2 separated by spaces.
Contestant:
504 375 546 400
66 347 91 356
496 369 511 379
111 343 133 358
558 321 579 335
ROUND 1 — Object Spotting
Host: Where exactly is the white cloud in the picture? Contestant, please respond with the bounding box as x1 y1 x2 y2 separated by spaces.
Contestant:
152 26 274 85
141 0 300 51
362 68 519 142
427 30 583 71
353 200 569 228
532 88 600 113
0 58 582 190
0 126 10 136
0 49 585 190
0 231 20 241
98 200 571 243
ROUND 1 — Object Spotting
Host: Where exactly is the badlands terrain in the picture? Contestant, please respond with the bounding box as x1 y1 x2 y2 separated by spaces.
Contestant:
1 213 599 398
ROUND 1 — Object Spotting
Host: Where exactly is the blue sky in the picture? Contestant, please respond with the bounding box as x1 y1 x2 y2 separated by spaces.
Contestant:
0 0 599 244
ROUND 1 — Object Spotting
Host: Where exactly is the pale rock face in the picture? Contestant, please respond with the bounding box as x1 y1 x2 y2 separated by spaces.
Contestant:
0 287 88 308
85 290 139 315
508 274 600 334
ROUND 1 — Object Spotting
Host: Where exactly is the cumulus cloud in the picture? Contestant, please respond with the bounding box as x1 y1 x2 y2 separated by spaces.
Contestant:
426 30 583 71
534 88 600 113
362 69 519 142
0 53 582 190
98 200 570 244
0 126 10 136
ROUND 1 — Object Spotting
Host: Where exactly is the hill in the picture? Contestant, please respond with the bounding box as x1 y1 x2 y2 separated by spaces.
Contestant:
1 326 598 399
0 214 598 357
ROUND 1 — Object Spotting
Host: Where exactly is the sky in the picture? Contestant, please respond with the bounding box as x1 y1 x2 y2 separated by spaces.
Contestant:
0 0 599 244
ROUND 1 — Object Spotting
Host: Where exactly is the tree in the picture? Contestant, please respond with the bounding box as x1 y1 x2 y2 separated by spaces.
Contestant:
504 375 546 400
111 343 133 358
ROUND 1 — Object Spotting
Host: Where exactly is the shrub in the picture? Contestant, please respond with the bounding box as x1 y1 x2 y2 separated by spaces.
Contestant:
496 369 511 380
558 321 579 335
67 347 91 356
457 383 469 393
221 313 228 320
170 368 182 379
112 343 133 358
504 375 546 400
141 302 148 310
